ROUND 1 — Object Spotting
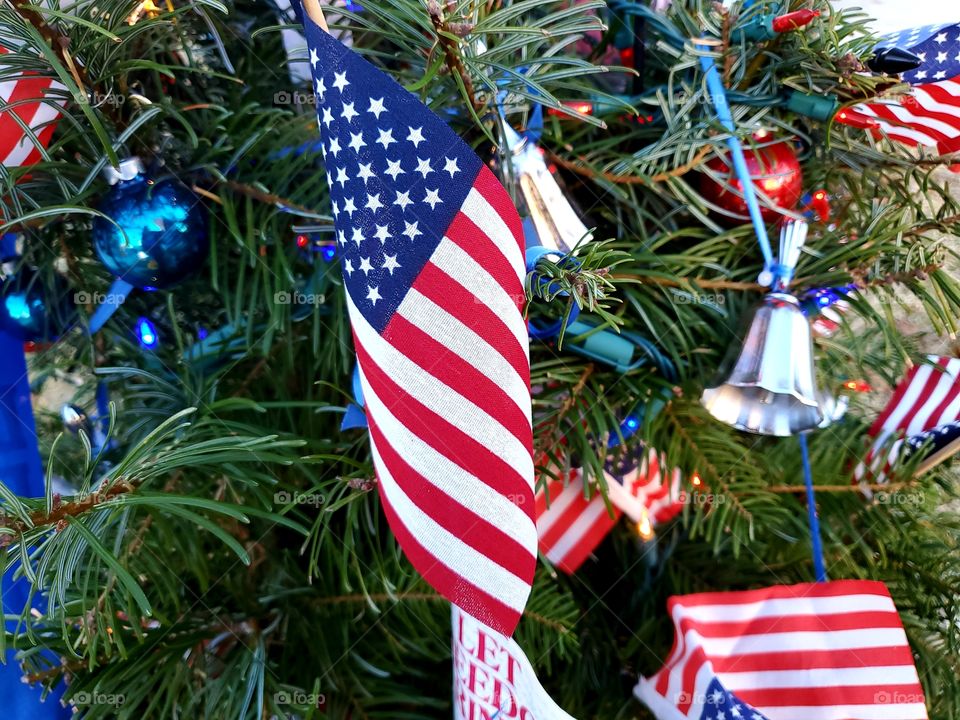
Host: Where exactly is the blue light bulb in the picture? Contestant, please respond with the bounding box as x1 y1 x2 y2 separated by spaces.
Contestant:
137 317 158 348
624 415 639 431
4 294 31 321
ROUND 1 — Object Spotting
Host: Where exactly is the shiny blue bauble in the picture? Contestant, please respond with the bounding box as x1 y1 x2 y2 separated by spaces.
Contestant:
92 161 209 290
0 268 76 342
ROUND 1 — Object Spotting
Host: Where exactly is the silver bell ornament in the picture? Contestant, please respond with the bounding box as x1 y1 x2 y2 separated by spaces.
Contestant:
500 119 591 253
701 220 825 436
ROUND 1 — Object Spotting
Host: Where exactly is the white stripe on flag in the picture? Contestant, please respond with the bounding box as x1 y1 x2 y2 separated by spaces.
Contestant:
672 593 897 622
461 188 525 284
763 704 928 720
695 627 909 655
361 373 538 552
430 238 528 354
875 97 960 139
904 360 960 436
369 433 531 613
877 364 937 439
397 287 530 421
546 493 611 563
722 665 921 691
347 292 534 488
857 106 941 146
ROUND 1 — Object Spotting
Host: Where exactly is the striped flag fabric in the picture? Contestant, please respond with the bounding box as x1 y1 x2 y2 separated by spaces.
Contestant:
854 355 960 483
842 24 960 154
635 580 928 720
1 45 63 168
304 14 536 635
536 448 683 574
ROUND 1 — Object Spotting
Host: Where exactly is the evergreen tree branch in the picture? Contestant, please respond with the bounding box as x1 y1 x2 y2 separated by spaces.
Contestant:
548 146 712 185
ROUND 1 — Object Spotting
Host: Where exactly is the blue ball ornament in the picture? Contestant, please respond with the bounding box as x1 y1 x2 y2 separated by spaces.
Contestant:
92 158 209 290
0 268 76 342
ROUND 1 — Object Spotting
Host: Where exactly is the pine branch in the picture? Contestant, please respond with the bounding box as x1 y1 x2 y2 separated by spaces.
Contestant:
548 146 712 185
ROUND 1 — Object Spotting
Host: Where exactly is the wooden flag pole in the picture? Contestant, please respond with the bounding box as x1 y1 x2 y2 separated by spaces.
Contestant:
302 0 328 31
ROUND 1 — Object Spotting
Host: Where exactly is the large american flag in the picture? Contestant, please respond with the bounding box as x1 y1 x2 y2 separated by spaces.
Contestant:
1 45 63 168
842 24 960 154
536 448 683 573
854 355 960 484
304 16 536 634
635 580 928 720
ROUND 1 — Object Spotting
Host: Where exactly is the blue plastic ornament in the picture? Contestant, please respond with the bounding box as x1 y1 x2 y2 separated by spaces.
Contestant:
92 158 208 290
0 267 76 342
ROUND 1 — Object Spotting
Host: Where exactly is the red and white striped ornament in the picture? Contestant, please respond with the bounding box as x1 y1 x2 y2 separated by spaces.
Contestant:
1 45 64 168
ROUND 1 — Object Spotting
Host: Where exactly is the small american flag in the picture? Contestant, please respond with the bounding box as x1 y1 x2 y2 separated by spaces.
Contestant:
536 448 683 573
854 355 960 484
1 45 63 168
844 24 960 153
635 580 928 720
304 15 536 634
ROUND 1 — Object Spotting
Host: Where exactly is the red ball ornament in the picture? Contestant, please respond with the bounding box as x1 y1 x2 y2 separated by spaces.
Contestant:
700 138 803 223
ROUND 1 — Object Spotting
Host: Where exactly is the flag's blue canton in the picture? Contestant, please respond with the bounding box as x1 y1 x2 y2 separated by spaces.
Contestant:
877 23 960 84
304 23 484 333
697 678 768 720
906 420 960 454
604 445 643 483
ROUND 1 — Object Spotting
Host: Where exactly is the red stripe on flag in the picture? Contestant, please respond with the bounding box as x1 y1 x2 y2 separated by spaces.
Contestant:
869 365 922 436
552 506 618 573
668 580 892 608
355 337 534 521
869 104 957 145
414 261 529 381
894 360 952 435
537 484 598 550
377 482 522 633
367 416 532 580
710 644 918 673
677 610 906 637
472 165 525 258
536 478 566 517
736 683 925 710
383 312 531 448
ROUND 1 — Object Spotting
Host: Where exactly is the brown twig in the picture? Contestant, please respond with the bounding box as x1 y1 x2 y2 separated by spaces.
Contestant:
427 0 481 112
3 481 134 536
8 0 86 89
767 482 913 494
533 364 596 466
615 274 765 291
220 180 321 217
548 146 712 186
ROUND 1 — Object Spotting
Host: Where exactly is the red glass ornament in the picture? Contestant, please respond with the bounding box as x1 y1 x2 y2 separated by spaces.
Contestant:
700 138 803 223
